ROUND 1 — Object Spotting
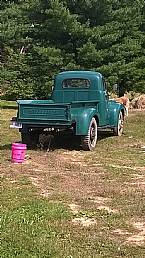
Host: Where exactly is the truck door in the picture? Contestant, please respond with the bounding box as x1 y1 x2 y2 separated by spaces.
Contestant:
99 78 109 126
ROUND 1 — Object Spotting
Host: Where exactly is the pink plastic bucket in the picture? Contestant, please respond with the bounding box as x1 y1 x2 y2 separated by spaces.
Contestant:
11 143 27 163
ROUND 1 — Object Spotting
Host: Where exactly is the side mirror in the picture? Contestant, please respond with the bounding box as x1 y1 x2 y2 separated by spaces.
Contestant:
113 84 118 92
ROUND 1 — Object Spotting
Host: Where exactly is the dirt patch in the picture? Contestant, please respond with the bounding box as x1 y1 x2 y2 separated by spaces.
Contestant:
72 217 97 227
124 173 145 192
1 150 105 201
69 203 80 214
29 176 44 188
108 164 145 172
126 221 145 246
97 206 118 214
113 222 145 246
40 190 52 197
88 196 111 204
113 229 131 236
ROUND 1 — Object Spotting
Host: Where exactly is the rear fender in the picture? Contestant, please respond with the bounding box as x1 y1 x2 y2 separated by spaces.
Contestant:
75 108 99 135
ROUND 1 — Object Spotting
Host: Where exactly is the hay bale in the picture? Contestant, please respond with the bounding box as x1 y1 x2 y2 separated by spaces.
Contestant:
131 94 145 109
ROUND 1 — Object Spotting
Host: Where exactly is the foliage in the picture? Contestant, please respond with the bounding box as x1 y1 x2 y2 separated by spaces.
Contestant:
0 0 145 99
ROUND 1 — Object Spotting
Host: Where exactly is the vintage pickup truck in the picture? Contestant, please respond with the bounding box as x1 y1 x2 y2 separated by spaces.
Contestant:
11 71 126 150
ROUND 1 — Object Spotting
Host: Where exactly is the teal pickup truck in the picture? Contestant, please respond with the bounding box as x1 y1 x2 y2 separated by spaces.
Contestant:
11 71 126 150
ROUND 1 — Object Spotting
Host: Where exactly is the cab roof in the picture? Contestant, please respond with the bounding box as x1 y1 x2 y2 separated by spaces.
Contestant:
57 70 102 79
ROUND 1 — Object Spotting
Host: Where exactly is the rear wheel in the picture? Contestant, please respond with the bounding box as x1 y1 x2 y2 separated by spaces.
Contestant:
113 111 124 136
81 117 97 151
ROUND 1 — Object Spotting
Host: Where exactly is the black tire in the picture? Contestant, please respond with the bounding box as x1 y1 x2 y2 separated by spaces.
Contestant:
81 117 97 151
21 131 39 149
113 111 124 136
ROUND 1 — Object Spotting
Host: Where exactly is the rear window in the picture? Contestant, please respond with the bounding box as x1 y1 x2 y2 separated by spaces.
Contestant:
62 78 90 88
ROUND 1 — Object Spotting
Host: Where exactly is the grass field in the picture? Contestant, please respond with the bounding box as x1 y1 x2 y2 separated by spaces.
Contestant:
1 105 145 258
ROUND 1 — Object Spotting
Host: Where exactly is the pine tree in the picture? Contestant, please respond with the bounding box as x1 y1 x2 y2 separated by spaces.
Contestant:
0 0 145 99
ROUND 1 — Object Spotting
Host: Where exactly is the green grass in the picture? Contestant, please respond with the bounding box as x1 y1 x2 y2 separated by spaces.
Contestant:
1 109 145 258
0 100 17 109
1 178 72 258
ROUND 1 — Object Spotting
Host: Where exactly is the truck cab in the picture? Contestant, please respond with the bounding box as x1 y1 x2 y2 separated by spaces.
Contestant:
53 71 109 126
11 71 125 150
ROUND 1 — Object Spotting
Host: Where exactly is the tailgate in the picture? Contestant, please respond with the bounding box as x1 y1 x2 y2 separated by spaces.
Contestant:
18 102 71 122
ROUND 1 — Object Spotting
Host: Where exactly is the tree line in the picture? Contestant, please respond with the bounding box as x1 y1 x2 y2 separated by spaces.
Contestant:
0 0 145 100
